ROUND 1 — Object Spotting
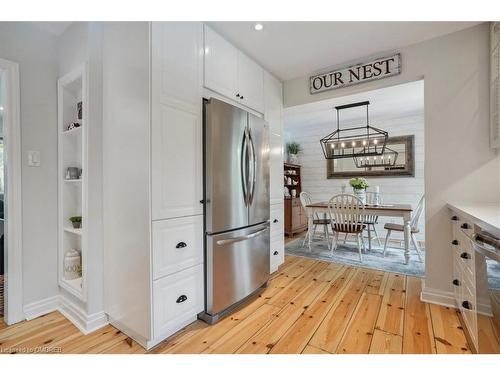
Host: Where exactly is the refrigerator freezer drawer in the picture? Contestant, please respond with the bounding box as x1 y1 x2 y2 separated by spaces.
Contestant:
206 223 270 316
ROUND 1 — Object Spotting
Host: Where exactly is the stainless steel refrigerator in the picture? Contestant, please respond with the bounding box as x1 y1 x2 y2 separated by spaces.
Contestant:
200 98 270 324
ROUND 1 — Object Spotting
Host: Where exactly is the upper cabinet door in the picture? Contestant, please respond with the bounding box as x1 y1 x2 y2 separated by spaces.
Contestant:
264 71 283 136
204 26 238 100
237 52 265 113
151 22 203 220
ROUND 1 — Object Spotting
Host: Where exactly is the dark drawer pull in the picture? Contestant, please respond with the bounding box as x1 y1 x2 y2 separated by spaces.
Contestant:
273 251 279 256
199 199 205 204
451 240 459 245
461 223 470 229
176 295 188 304
176 242 187 249
452 279 460 286
451 216 459 221
460 252 471 259
462 301 472 310
273 219 279 223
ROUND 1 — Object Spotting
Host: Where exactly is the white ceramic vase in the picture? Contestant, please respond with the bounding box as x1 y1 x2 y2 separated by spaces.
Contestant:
353 188 366 204
289 154 299 165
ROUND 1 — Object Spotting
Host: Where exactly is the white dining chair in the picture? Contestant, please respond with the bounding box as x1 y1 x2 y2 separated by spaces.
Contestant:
300 192 331 248
363 192 382 250
328 194 366 262
382 195 425 261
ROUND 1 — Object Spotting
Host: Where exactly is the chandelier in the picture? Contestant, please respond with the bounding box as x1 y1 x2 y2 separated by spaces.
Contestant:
320 101 388 160
353 146 398 168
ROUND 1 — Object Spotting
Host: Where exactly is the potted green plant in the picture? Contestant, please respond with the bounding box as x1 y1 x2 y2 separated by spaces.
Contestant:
286 142 302 165
349 178 369 204
69 216 82 229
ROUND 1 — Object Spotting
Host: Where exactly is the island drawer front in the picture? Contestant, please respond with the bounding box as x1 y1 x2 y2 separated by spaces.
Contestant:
459 281 478 350
455 230 475 280
152 215 204 280
153 264 204 338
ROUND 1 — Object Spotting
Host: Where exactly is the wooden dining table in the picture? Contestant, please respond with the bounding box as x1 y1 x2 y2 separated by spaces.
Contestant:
305 202 414 264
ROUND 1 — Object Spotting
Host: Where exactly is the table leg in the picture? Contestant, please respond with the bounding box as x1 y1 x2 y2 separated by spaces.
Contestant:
403 214 411 265
367 226 372 252
308 214 313 252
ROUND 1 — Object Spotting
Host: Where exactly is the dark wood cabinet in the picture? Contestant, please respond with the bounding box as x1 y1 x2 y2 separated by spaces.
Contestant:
283 163 307 237
284 198 308 237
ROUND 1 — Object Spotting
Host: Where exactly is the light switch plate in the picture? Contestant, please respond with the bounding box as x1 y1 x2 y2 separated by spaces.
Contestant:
28 151 41 167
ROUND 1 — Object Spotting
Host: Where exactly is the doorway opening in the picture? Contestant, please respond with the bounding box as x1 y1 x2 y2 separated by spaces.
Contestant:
283 80 425 277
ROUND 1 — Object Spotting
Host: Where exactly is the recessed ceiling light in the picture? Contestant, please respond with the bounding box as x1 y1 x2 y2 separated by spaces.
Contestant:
254 23 263 31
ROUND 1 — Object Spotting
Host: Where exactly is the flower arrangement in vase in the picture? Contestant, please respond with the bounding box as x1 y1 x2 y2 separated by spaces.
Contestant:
286 142 302 165
349 178 369 204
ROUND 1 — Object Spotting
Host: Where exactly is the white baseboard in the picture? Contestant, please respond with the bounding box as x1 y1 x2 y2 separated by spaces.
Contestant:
59 295 108 334
23 295 108 334
420 286 457 308
23 295 60 320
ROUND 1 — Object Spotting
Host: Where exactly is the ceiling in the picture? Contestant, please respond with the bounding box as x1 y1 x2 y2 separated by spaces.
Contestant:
208 21 481 81
284 80 424 131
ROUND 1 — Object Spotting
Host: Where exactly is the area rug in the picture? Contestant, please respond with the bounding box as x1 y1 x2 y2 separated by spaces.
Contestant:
285 236 425 277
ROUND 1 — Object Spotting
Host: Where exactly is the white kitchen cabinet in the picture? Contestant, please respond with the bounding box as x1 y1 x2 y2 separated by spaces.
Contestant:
237 52 264 112
204 25 264 113
152 215 204 280
153 264 204 339
264 71 285 272
203 26 238 101
152 22 203 220
265 72 285 206
270 203 285 273
103 22 204 350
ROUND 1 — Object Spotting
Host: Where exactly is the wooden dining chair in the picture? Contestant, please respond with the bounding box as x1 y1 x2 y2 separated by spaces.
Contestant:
328 194 366 262
299 192 331 248
382 195 425 262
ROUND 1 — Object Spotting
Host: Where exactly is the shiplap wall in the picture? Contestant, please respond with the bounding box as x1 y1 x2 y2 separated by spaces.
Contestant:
285 111 425 242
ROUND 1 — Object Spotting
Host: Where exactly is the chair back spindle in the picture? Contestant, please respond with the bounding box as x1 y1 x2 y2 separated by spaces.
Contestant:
328 194 365 233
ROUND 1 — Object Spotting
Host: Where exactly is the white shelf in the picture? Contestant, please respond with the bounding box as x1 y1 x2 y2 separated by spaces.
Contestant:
62 126 83 136
58 64 87 304
64 226 82 236
60 277 83 299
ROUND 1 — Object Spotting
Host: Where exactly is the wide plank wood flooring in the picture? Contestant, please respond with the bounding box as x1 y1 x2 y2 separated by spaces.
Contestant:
1 255 498 354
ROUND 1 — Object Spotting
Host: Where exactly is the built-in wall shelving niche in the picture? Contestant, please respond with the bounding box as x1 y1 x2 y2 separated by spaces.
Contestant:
57 64 88 302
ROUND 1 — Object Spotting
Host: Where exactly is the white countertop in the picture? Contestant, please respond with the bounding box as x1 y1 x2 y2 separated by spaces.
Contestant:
447 202 500 238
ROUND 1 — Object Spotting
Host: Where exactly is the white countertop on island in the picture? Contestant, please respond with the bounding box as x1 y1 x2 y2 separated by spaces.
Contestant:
447 202 500 238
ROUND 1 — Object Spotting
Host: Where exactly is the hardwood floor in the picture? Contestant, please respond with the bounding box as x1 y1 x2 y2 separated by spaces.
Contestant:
1 255 498 354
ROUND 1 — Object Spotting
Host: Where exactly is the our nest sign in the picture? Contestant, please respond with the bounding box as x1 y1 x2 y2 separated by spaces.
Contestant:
310 53 401 94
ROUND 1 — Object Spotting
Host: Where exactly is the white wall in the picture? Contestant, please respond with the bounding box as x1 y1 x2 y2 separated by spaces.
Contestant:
0 23 59 306
285 111 425 241
284 23 500 303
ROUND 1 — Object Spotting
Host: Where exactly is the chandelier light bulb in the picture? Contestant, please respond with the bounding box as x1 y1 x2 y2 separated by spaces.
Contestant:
373 139 378 145
351 141 356 147
341 142 345 148
362 140 367 146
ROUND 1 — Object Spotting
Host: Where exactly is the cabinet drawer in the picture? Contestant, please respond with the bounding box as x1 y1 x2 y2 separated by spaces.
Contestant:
152 215 203 279
153 264 204 338
270 204 284 235
459 281 478 349
270 236 284 266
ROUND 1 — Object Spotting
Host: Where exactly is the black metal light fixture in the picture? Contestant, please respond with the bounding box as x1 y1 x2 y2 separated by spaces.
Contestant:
320 101 388 160
353 146 398 169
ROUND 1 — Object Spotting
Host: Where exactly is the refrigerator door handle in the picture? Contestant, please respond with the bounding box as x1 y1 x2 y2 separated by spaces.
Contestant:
216 226 269 246
247 129 257 205
240 129 249 206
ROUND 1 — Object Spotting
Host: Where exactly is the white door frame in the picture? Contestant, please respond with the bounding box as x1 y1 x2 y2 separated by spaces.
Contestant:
0 57 24 324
